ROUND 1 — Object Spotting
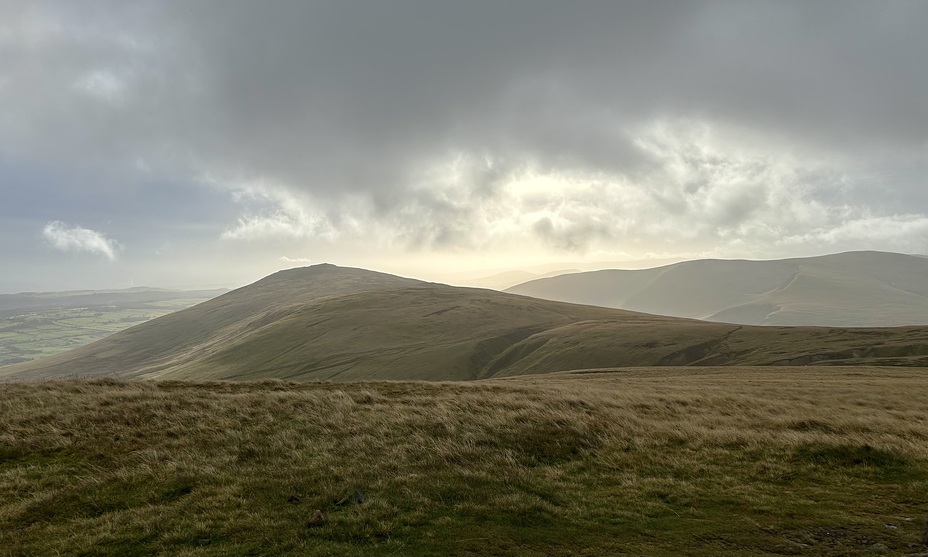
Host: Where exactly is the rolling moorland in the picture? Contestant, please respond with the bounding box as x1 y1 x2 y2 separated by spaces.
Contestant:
0 287 227 366
3 262 928 382
2 368 928 556
507 251 928 327
3 261 928 555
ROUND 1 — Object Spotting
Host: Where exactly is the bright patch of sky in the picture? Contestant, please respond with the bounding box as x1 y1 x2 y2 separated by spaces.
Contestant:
1 1 926 292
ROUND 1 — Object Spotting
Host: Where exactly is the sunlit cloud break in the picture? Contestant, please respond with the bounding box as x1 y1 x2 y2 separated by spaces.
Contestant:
279 256 313 264
42 221 119 261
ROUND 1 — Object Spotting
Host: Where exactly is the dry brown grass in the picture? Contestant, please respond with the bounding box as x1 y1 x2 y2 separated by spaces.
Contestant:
2 367 927 555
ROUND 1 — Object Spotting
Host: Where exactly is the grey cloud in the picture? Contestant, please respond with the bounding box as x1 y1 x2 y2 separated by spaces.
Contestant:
533 217 613 253
2 0 927 260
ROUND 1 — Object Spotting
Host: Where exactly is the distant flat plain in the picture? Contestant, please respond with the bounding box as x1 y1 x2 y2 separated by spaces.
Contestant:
0 289 225 366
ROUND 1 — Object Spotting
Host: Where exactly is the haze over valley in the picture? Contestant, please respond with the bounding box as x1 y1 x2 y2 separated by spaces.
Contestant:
0 287 226 366
508 251 928 327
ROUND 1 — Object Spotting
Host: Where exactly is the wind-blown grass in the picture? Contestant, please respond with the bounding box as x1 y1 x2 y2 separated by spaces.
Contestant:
2 367 927 556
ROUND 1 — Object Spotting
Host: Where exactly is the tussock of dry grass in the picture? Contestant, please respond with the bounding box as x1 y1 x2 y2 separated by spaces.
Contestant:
2 367 927 556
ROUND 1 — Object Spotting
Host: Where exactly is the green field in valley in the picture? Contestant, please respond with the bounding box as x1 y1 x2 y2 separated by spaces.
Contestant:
0 291 224 367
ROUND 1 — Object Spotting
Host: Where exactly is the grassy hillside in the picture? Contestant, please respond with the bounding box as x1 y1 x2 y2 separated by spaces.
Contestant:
0 288 226 366
2 368 928 556
506 251 928 327
0 265 424 380
4 263 928 382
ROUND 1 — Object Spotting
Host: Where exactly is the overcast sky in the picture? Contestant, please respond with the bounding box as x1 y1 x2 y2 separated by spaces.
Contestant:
2 1 927 292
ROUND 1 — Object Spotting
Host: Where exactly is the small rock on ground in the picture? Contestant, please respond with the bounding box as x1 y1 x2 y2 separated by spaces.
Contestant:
307 510 326 528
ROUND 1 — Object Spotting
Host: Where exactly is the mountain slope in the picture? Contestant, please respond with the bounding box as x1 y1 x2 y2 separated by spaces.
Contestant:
506 251 928 327
1 265 421 380
4 262 928 382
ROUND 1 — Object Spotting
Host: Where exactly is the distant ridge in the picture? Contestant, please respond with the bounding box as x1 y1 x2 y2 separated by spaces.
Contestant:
4 262 928 382
0 286 229 316
507 251 928 327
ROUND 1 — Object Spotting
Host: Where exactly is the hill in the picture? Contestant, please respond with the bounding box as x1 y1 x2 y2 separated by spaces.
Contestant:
507 251 928 327
0 286 227 366
2 368 927 556
4 263 928 382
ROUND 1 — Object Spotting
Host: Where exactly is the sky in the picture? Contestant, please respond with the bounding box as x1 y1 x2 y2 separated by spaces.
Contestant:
1 1 927 292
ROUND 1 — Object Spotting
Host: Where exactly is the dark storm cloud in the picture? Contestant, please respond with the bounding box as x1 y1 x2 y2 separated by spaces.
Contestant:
2 0 927 258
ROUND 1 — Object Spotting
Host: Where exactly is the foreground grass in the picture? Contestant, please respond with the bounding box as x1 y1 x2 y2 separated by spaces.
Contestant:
2 367 928 556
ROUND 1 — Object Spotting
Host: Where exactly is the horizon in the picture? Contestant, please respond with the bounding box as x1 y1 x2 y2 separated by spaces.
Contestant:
2 248 925 296
3 2 927 293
